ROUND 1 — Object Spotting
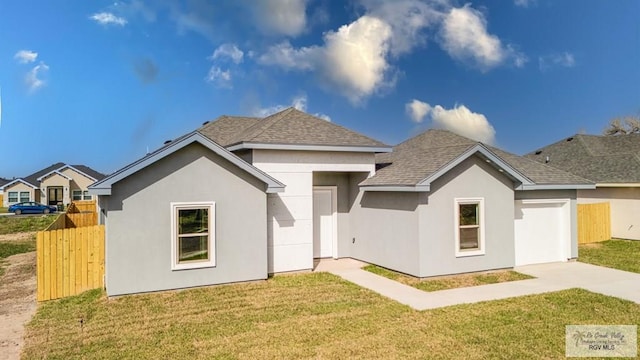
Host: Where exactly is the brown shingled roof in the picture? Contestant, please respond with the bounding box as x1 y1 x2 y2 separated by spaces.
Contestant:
199 108 388 149
362 129 592 188
526 133 640 183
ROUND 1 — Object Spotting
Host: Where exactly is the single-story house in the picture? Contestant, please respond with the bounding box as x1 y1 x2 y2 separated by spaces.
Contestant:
89 108 594 296
1 163 106 208
0 177 8 205
527 133 640 240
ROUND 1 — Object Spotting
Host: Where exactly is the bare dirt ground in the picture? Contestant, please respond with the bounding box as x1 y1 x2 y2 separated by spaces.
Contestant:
0 233 37 360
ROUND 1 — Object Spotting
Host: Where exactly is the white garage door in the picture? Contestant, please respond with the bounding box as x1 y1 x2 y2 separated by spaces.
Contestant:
514 199 570 266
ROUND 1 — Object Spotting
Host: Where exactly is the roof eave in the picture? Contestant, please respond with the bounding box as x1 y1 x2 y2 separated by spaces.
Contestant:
595 182 640 188
516 184 596 190
227 142 393 153
360 184 430 192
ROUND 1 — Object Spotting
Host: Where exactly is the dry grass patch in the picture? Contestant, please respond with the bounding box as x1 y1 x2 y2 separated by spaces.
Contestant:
579 239 640 273
23 273 640 359
0 235 36 277
0 214 57 235
364 265 533 291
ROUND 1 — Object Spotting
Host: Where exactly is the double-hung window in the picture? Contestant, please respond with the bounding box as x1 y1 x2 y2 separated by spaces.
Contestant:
19 192 30 203
171 202 215 270
72 190 82 201
83 191 92 200
455 198 485 257
8 192 18 203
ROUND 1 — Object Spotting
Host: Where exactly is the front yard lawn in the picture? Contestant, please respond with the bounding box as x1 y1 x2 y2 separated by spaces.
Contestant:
579 239 640 273
364 264 533 291
23 273 640 359
0 214 57 235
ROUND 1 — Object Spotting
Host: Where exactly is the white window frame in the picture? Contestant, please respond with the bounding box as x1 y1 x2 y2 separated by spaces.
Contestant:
72 190 83 201
19 191 30 203
454 197 485 257
8 191 18 203
82 190 92 200
170 201 216 270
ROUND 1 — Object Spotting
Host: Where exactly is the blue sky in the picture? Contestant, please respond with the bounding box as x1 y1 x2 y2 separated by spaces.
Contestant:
0 0 638 178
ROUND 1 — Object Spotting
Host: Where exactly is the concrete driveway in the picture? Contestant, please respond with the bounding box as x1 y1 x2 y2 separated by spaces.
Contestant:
322 259 640 310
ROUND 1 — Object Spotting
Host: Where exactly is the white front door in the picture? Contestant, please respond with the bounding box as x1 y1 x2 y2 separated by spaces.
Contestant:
514 199 570 266
313 187 336 258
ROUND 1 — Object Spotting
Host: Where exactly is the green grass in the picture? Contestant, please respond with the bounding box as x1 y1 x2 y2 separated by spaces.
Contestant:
22 273 640 359
364 264 533 292
0 207 8 213
0 214 58 235
579 239 640 273
0 238 36 277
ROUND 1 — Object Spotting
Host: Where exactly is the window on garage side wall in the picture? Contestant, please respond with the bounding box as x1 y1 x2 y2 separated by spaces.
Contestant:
455 198 485 257
171 202 215 270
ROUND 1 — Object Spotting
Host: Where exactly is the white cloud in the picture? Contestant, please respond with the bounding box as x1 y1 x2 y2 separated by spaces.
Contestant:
26 62 49 93
409 101 495 144
205 66 231 88
90 12 127 26
259 15 393 104
514 0 536 8
251 0 308 37
539 52 575 71
360 0 444 56
254 94 331 121
258 41 317 70
14 50 38 64
440 5 525 70
211 44 244 64
405 99 432 123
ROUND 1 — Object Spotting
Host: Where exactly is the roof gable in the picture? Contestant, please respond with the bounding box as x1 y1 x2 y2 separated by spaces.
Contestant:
526 133 640 183
200 108 391 152
361 129 593 191
89 131 285 195
1 178 38 190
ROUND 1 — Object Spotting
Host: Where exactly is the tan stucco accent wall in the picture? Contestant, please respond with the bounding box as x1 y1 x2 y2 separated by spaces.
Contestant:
3 182 35 207
578 187 640 240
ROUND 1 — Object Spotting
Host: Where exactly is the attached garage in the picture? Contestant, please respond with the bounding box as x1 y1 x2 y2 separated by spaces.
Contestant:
514 199 571 266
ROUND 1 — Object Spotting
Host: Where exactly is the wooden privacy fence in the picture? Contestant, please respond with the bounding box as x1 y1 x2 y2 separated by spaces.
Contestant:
36 225 105 301
67 200 97 213
577 202 611 244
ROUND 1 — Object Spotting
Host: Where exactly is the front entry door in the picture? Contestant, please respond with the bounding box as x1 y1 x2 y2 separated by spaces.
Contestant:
47 187 63 206
313 187 336 258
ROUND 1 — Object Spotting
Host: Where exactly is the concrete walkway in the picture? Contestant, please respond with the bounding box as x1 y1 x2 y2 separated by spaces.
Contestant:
317 259 640 310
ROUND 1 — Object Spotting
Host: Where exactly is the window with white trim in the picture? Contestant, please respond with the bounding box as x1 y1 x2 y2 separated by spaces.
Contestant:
72 190 82 201
19 191 30 203
8 192 18 203
83 191 92 200
171 202 215 270
455 198 485 257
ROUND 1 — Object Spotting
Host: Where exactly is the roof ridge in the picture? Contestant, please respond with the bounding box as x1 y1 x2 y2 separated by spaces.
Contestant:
575 134 599 157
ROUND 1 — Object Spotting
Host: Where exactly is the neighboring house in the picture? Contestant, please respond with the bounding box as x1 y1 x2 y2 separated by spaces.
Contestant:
526 133 640 240
0 177 8 205
89 108 593 296
1 163 106 208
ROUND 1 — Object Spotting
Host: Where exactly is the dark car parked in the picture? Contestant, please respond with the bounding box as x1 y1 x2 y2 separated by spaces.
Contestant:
8 202 58 215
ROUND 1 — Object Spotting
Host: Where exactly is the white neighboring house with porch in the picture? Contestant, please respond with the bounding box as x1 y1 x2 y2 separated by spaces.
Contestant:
1 162 106 208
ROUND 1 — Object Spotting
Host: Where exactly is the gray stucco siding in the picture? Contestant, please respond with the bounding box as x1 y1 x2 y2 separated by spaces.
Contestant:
349 190 422 276
419 156 516 277
104 143 267 296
